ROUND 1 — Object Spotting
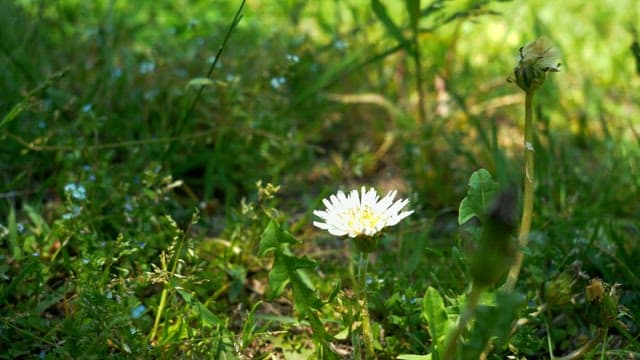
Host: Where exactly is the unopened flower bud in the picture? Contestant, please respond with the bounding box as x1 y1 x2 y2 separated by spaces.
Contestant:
510 37 561 92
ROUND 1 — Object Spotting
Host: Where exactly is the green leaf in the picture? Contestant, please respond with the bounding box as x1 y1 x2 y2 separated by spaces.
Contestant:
458 168 498 225
24 204 50 235
266 252 321 312
462 291 525 359
266 252 290 299
185 77 215 89
241 300 262 348
0 101 28 129
177 289 223 328
285 254 322 312
259 219 299 256
8 207 21 260
371 0 409 48
397 354 432 360
267 253 289 300
422 286 448 359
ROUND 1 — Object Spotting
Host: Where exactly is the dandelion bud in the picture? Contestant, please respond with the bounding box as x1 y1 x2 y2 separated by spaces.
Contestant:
510 37 561 92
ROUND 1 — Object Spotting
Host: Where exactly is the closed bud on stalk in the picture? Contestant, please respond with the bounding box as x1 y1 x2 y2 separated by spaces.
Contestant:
509 37 561 92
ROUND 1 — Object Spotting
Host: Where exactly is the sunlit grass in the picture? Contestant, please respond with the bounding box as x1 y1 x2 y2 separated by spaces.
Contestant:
1 0 639 358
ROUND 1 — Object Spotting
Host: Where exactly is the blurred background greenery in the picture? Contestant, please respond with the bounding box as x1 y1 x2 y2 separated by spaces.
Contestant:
1 0 639 358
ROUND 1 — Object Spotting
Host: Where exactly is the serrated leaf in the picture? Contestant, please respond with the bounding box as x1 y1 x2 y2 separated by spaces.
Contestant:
458 169 498 225
177 289 223 328
422 286 448 359
285 254 322 312
258 219 299 256
266 253 290 299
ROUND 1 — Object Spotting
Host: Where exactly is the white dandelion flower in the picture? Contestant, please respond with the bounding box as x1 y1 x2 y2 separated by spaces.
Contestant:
313 187 413 238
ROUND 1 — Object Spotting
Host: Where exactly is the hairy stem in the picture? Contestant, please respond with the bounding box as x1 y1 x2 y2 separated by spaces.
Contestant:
504 90 535 290
356 251 375 358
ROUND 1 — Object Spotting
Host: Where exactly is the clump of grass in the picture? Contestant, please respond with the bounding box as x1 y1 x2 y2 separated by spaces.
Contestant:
1 0 640 359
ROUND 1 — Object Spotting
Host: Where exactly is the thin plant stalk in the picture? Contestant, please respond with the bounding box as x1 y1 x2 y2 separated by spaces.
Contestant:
504 90 535 290
163 0 246 161
148 225 189 343
442 283 483 360
356 251 375 358
412 31 427 124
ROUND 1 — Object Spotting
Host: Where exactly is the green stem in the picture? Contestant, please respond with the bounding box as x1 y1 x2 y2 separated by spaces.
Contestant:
412 32 426 125
149 282 169 343
442 284 484 360
504 90 535 290
148 224 190 343
356 251 375 358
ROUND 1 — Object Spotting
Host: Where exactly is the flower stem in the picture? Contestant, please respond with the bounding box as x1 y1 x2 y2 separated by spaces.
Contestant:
149 222 189 343
504 90 535 290
442 283 483 360
356 251 375 358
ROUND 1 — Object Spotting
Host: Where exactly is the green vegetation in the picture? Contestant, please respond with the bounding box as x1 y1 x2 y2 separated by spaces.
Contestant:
2 0 639 358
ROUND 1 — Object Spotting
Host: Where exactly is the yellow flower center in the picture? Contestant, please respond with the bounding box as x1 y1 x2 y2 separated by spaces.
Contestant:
344 206 382 234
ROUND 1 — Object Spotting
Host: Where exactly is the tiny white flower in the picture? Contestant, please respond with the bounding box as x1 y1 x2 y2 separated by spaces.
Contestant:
313 187 413 238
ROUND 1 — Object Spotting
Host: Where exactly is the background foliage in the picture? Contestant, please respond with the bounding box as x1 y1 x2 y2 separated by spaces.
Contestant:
1 0 639 358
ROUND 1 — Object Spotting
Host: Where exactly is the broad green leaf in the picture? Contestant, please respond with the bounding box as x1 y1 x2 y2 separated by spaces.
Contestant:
458 168 498 225
371 0 409 48
177 289 223 328
266 252 320 311
422 286 448 359
286 254 322 312
258 219 299 256
266 253 290 299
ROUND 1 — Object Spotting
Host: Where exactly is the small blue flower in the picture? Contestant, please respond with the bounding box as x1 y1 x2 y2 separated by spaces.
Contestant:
139 61 156 74
270 76 286 89
112 68 123 78
286 54 300 63
64 183 87 201
131 304 146 319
